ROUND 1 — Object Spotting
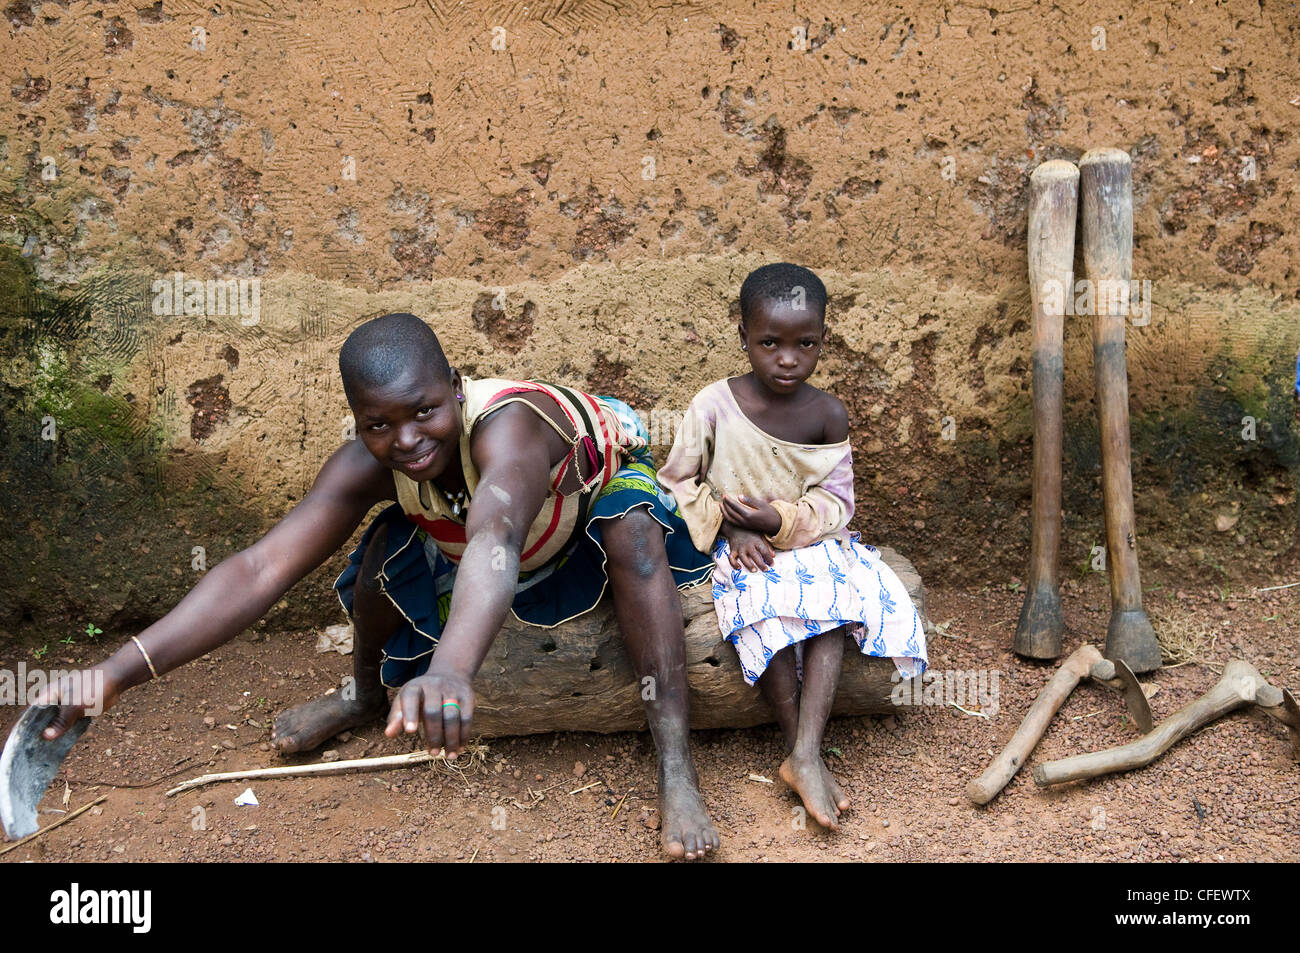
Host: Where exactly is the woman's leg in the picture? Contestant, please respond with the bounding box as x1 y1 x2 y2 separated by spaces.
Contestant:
601 507 720 861
778 626 852 828
272 521 399 753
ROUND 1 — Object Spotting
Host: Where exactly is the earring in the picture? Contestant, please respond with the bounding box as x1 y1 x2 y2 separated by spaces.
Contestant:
740 344 748 351
456 393 464 400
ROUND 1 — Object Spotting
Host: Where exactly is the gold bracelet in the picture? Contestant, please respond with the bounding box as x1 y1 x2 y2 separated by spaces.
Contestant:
132 636 159 679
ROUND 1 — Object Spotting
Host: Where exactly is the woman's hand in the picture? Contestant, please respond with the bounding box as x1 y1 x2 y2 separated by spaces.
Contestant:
720 494 783 537
385 666 475 758
721 522 776 572
29 665 123 739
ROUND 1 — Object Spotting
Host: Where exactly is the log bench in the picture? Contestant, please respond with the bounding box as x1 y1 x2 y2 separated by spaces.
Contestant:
470 548 927 736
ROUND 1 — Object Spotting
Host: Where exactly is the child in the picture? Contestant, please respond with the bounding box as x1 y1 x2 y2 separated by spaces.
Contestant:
659 263 927 829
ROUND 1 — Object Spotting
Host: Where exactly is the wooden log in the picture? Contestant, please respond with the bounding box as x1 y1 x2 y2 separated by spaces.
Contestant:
966 644 1102 805
469 547 928 736
1033 659 1272 787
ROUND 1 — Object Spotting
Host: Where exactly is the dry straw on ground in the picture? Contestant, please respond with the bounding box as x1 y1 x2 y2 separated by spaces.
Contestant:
1148 602 1221 670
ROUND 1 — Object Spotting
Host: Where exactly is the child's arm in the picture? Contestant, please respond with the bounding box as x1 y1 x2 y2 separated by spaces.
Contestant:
657 399 775 571
723 396 854 550
657 398 725 553
770 396 854 548
718 521 776 572
766 472 853 549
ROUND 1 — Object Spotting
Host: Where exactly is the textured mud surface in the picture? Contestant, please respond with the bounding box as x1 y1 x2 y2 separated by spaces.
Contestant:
3 3 1299 630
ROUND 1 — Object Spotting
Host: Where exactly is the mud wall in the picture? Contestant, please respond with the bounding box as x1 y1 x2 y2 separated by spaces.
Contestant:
1 0 1297 634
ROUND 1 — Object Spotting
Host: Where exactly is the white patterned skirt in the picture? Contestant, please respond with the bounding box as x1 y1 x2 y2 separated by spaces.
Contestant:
710 533 929 686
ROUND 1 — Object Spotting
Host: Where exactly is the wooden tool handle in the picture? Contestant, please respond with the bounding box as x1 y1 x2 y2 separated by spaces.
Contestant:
1014 161 1078 660
1033 660 1267 786
1081 148 1137 610
967 644 1101 805
1080 148 1161 673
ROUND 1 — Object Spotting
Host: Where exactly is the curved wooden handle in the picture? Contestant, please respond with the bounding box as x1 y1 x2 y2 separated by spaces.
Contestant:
967 644 1101 805
1033 660 1269 786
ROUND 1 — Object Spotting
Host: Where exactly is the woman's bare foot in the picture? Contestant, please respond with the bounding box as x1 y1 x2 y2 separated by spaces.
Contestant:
272 691 388 754
780 753 844 829
658 762 720 860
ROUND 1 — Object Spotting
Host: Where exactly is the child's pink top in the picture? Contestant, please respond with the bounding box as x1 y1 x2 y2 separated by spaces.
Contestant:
658 379 855 552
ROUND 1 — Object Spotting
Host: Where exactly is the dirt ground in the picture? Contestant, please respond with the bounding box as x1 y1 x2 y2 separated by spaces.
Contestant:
3 561 1297 863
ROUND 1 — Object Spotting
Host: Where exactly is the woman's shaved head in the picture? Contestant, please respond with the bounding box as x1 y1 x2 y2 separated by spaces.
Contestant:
339 312 450 406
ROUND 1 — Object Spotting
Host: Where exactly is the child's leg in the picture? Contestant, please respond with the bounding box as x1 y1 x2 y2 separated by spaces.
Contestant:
797 626 852 812
756 645 800 749
778 626 852 829
272 522 397 753
791 626 845 761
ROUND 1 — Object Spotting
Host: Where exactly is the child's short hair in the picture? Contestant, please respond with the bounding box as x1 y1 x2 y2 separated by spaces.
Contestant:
739 262 828 324
339 312 450 406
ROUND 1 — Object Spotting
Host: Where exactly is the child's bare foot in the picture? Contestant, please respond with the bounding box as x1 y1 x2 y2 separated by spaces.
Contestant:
821 762 850 814
658 762 720 860
780 754 844 829
272 691 388 753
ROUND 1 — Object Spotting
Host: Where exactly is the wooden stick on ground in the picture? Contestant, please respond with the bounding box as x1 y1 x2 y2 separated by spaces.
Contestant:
1033 659 1273 787
967 644 1103 805
165 749 469 797
0 795 108 857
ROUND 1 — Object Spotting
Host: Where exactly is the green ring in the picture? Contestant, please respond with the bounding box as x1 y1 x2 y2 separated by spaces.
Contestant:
441 701 461 711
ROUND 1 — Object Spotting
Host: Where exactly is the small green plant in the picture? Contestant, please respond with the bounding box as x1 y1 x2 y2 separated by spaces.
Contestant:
84 623 103 639
1201 553 1227 577
824 747 843 760
33 644 48 659
1077 543 1099 582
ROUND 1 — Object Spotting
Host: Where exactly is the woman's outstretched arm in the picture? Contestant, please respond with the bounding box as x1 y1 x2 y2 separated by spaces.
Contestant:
36 439 394 737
